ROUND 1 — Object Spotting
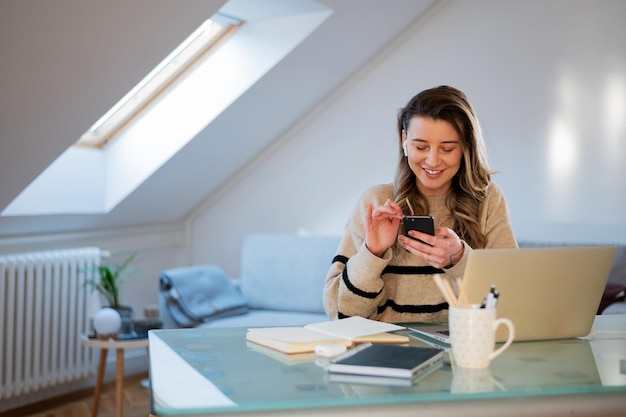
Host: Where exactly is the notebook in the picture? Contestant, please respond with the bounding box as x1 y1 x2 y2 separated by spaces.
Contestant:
246 342 318 365
327 361 442 386
246 316 409 354
327 343 444 379
411 246 616 343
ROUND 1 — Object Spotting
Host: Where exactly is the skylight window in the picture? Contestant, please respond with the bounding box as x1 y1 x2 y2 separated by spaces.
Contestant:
76 14 241 149
2 0 332 217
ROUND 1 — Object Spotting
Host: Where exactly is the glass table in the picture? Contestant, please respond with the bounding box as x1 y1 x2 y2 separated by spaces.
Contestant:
148 315 626 417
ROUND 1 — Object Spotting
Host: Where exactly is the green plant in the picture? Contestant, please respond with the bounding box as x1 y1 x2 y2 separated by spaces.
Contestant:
85 252 137 309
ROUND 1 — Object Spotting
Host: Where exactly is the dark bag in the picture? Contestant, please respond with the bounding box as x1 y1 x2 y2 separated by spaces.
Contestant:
597 282 626 314
160 264 248 327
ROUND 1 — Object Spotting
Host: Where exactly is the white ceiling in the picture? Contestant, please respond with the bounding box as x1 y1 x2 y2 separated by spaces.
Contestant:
0 0 437 236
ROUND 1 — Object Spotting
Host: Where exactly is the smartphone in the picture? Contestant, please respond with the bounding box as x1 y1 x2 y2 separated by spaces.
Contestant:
402 215 435 243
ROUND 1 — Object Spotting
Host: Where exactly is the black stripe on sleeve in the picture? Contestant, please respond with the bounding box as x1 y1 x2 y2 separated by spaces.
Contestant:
333 253 381 299
333 254 348 265
383 265 444 275
377 300 448 315
341 267 380 299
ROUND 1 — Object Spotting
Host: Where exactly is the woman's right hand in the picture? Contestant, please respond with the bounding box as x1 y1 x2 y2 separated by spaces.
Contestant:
365 199 403 257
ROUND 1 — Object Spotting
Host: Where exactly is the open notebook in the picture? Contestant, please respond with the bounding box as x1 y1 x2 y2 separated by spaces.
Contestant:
411 246 616 343
246 316 409 354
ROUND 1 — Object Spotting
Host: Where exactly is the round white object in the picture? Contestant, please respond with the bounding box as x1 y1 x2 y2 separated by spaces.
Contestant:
93 307 122 336
315 343 347 358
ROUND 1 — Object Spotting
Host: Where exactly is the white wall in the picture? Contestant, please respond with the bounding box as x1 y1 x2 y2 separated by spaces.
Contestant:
190 0 626 277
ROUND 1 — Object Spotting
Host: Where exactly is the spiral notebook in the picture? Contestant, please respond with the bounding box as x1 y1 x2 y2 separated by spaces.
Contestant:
327 343 444 379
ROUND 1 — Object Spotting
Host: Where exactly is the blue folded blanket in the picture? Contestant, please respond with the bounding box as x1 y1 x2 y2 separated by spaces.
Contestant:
160 264 248 327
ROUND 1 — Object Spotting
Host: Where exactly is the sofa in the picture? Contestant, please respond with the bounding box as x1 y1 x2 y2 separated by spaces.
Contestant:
159 235 626 330
159 234 339 329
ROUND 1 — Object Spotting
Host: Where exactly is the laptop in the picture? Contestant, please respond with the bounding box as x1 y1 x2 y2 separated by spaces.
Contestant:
410 246 616 344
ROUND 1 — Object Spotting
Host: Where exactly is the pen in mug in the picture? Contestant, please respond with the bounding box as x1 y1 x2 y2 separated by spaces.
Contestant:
455 277 470 307
487 286 499 309
482 285 499 309
491 290 500 308
433 275 459 308
486 285 495 308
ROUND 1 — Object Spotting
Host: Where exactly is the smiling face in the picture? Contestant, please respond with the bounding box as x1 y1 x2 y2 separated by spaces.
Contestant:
402 116 463 197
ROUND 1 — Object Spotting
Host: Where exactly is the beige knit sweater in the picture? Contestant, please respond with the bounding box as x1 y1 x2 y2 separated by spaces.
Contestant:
323 182 517 323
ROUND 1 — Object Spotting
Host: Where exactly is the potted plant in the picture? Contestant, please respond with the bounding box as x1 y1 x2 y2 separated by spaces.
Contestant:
85 252 138 335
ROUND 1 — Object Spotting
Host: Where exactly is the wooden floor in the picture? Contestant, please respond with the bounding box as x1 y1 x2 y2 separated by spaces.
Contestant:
5 373 150 417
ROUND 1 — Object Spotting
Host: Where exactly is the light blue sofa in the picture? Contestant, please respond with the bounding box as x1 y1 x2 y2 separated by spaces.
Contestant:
159 235 626 330
159 234 340 329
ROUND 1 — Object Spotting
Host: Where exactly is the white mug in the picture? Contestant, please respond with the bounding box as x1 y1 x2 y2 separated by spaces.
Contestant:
449 306 515 369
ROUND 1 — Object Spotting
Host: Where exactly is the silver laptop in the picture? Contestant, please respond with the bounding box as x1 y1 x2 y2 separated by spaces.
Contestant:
411 246 616 344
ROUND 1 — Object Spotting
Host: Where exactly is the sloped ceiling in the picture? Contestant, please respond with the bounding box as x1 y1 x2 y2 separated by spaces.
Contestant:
0 0 437 236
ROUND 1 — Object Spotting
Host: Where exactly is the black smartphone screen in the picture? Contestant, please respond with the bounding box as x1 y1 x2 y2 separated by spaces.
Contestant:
402 215 434 243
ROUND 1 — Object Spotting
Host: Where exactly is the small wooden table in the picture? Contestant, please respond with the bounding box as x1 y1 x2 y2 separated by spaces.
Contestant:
81 335 149 417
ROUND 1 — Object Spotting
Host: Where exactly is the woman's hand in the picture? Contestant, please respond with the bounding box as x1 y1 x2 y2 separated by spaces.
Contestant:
365 199 403 257
399 227 464 268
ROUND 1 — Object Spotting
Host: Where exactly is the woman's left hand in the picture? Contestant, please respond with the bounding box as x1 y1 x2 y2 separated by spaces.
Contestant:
398 227 464 268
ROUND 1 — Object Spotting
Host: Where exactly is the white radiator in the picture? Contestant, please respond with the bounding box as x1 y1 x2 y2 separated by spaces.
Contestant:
0 247 100 400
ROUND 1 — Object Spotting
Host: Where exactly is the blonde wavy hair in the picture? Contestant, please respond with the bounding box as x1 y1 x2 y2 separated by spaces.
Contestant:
394 86 492 249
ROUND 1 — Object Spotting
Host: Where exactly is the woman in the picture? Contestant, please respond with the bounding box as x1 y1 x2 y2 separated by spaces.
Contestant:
323 85 517 323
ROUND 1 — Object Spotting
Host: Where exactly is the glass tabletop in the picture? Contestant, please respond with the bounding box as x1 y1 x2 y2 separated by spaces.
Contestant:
148 315 626 416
